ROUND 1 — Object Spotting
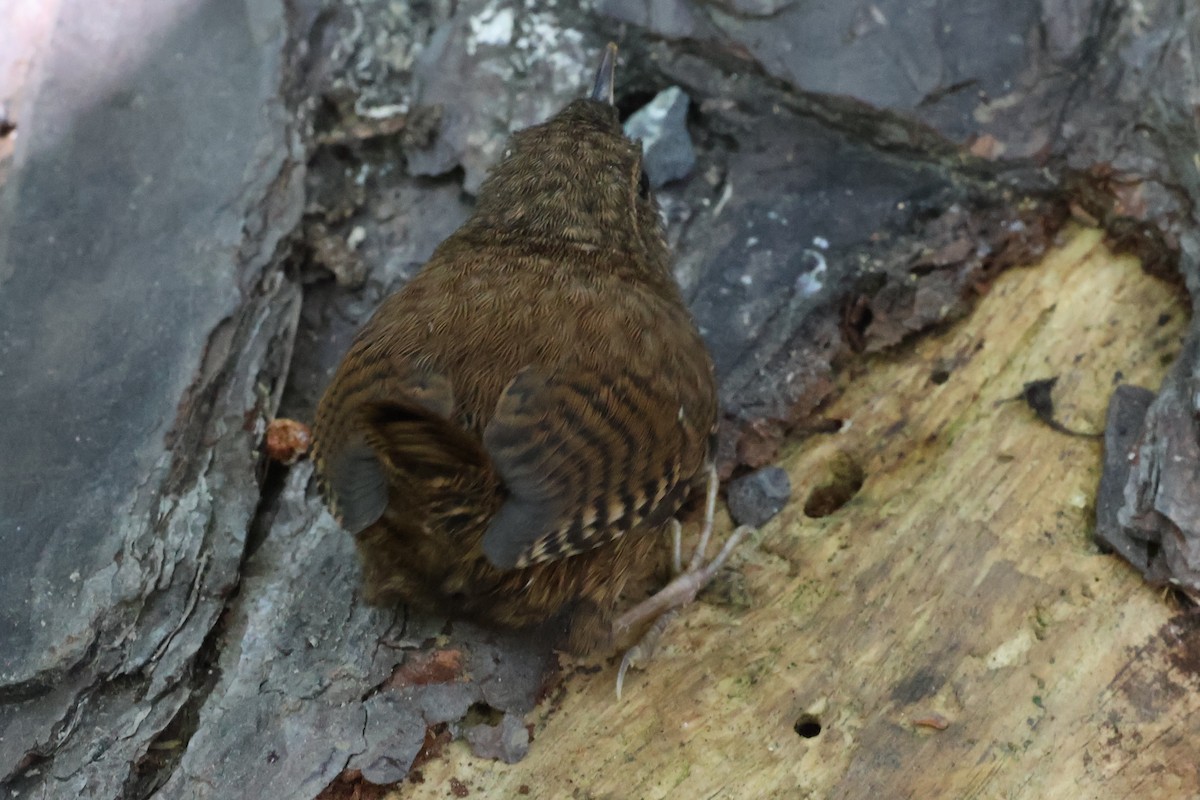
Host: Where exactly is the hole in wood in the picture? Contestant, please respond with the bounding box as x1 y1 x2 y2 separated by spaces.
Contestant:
464 702 504 727
794 714 822 738
802 452 864 517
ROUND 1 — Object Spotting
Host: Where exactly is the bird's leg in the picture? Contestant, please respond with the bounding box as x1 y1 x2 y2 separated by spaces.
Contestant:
670 518 683 575
614 466 752 698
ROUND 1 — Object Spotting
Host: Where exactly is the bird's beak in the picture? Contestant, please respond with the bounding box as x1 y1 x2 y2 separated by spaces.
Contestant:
590 42 617 105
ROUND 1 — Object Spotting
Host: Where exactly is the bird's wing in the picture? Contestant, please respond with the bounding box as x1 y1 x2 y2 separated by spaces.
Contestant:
480 364 711 569
315 367 466 534
319 431 390 534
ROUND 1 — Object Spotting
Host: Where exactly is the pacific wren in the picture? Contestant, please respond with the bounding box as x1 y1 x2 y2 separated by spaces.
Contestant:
313 44 747 666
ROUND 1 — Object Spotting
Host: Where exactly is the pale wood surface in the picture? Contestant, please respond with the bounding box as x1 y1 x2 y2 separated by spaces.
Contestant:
395 228 1197 800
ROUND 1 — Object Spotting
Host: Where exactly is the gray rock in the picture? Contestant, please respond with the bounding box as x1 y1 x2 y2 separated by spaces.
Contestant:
595 0 700 39
150 464 553 798
624 86 696 188
716 0 794 14
0 0 304 795
609 0 1047 150
465 712 531 764
405 0 593 193
1095 385 1160 577
727 467 792 527
1111 371 1200 596
153 464 413 799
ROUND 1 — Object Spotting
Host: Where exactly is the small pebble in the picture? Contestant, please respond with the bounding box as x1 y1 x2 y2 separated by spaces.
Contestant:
727 466 791 527
623 86 696 188
264 418 312 465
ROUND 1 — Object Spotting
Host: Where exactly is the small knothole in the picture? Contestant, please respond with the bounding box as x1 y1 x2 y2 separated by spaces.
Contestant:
794 714 822 738
464 702 504 727
803 452 865 518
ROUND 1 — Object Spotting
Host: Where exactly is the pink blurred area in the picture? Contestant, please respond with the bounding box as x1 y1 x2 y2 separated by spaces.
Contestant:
0 0 200 170
0 0 62 169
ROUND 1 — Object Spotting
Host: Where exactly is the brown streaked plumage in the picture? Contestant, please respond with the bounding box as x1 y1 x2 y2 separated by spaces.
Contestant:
312 44 722 656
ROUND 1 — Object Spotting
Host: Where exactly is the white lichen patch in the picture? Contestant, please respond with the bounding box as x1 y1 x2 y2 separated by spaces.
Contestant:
467 5 514 54
984 628 1035 670
795 249 828 296
514 13 586 96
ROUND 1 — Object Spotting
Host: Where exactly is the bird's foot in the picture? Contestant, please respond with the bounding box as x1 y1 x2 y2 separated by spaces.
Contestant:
612 468 752 699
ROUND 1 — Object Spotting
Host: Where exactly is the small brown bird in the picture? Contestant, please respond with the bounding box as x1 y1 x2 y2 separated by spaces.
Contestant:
312 44 746 678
